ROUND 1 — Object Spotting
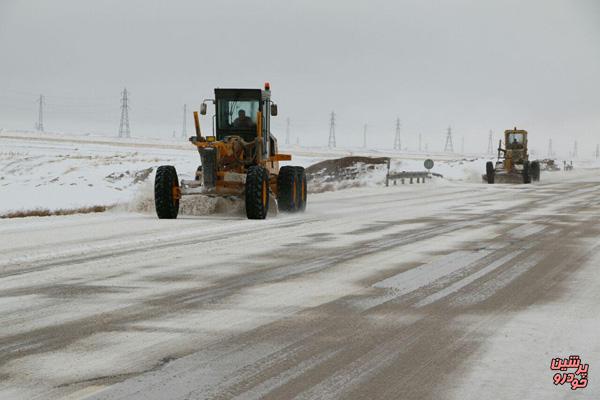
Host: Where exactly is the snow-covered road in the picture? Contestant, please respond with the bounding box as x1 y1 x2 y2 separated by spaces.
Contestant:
2 169 600 399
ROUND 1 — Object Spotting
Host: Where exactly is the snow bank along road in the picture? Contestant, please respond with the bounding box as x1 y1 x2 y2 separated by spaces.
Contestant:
1 173 600 399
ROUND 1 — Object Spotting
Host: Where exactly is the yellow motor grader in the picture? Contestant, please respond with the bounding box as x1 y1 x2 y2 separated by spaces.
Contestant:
484 127 540 184
154 83 307 219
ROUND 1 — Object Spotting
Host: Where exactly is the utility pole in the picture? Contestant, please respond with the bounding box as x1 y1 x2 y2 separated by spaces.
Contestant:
118 88 131 138
461 135 465 154
363 124 367 148
418 133 422 152
548 138 553 158
285 117 291 145
181 104 187 138
444 126 454 153
36 94 45 132
573 140 578 158
328 111 336 148
487 130 494 154
596 144 599 159
393 118 401 150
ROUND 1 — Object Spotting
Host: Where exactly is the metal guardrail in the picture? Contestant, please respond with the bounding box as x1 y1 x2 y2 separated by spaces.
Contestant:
386 171 429 186
385 160 443 186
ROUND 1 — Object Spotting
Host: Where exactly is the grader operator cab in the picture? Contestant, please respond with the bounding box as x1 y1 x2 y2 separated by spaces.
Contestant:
484 127 540 184
154 83 307 220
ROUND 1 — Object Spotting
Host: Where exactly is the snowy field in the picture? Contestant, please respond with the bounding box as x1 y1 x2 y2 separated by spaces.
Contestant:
0 130 501 217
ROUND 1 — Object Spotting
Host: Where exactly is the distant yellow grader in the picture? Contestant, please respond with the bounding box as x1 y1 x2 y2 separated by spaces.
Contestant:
155 83 307 219
484 127 540 184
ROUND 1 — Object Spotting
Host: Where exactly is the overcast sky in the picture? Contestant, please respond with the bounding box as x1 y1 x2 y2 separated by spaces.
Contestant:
1 0 599 156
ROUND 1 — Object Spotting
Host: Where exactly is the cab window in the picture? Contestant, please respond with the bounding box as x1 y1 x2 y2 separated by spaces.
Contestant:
508 133 524 144
217 100 259 130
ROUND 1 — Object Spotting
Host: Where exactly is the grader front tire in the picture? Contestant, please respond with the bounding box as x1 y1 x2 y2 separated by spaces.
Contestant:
155 165 180 219
486 161 495 184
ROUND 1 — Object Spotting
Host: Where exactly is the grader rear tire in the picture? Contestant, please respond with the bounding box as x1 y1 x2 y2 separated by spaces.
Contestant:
295 166 307 212
531 161 540 182
523 161 532 184
277 166 298 212
155 165 180 219
245 165 269 219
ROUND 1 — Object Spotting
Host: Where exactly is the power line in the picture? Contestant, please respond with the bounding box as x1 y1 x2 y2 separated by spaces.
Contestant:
118 88 131 138
444 125 454 153
1 88 116 102
393 118 401 150
328 111 336 148
36 94 45 132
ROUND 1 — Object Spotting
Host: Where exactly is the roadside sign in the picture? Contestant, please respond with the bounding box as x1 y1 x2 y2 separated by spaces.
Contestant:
424 159 434 170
